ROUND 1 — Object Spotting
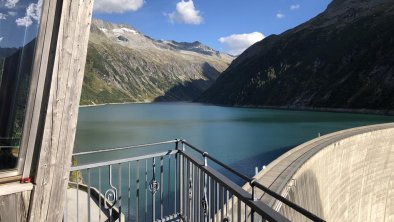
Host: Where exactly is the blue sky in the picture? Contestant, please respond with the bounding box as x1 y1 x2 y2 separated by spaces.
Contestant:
0 0 42 48
0 0 332 54
93 0 332 55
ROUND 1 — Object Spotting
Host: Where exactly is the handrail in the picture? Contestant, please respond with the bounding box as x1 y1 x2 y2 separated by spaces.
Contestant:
253 182 324 222
181 140 251 182
181 151 290 222
180 140 325 222
73 139 178 156
0 146 20 148
71 150 178 171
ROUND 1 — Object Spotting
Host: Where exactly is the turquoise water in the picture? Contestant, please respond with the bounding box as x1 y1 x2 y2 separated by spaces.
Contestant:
74 102 394 178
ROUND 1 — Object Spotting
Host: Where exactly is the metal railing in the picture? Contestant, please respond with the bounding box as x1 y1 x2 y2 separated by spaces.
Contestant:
65 139 325 222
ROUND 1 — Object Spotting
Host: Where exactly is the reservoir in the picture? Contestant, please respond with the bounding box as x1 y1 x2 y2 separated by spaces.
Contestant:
74 102 394 180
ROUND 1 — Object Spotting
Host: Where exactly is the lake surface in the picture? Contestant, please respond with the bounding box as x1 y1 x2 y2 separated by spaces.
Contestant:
74 102 394 179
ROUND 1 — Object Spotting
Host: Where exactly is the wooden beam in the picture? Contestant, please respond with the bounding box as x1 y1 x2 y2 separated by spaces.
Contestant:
0 191 31 222
0 183 33 196
27 0 94 221
20 0 64 178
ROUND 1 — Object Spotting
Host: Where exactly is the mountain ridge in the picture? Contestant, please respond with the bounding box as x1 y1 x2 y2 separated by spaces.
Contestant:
196 0 394 112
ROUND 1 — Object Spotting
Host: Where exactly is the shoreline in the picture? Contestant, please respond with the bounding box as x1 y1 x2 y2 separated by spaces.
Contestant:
79 101 394 116
79 100 195 108
79 101 148 108
232 104 394 116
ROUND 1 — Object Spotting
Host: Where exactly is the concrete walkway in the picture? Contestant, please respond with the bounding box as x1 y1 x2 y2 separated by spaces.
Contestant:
65 188 123 222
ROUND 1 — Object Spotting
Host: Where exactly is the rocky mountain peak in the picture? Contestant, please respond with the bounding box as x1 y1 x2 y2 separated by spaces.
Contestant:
158 40 222 56
91 19 138 33
89 19 232 60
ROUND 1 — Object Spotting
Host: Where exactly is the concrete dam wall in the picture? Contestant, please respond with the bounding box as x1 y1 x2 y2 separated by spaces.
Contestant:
254 123 394 221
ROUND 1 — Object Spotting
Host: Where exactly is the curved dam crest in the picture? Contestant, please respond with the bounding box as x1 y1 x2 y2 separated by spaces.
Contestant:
250 123 394 221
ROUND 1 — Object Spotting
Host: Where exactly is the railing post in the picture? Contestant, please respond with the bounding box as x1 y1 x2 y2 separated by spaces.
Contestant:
174 141 178 215
203 152 208 167
250 179 256 222
152 158 156 221
202 152 209 222
87 168 91 222
177 140 184 218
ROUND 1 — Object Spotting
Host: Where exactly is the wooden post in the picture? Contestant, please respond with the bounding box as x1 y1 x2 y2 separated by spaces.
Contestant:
27 0 94 221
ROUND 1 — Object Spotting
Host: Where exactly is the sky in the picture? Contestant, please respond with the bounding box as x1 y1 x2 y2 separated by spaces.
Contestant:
93 0 332 55
0 0 42 48
0 0 332 54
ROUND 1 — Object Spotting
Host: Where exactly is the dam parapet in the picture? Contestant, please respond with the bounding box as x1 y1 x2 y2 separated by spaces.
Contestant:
250 123 394 221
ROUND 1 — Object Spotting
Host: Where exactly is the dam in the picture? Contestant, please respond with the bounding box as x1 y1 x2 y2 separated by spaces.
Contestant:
250 123 394 221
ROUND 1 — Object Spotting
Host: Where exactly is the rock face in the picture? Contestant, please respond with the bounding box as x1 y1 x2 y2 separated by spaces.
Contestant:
81 19 233 105
197 0 394 112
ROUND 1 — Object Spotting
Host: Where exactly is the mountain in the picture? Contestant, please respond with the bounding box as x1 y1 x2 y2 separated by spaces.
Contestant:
0 48 18 71
197 0 394 112
80 19 233 105
0 48 18 58
0 39 36 142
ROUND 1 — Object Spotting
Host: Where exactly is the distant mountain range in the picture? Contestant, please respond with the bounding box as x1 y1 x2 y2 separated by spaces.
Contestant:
197 0 394 113
0 48 18 58
80 19 233 105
